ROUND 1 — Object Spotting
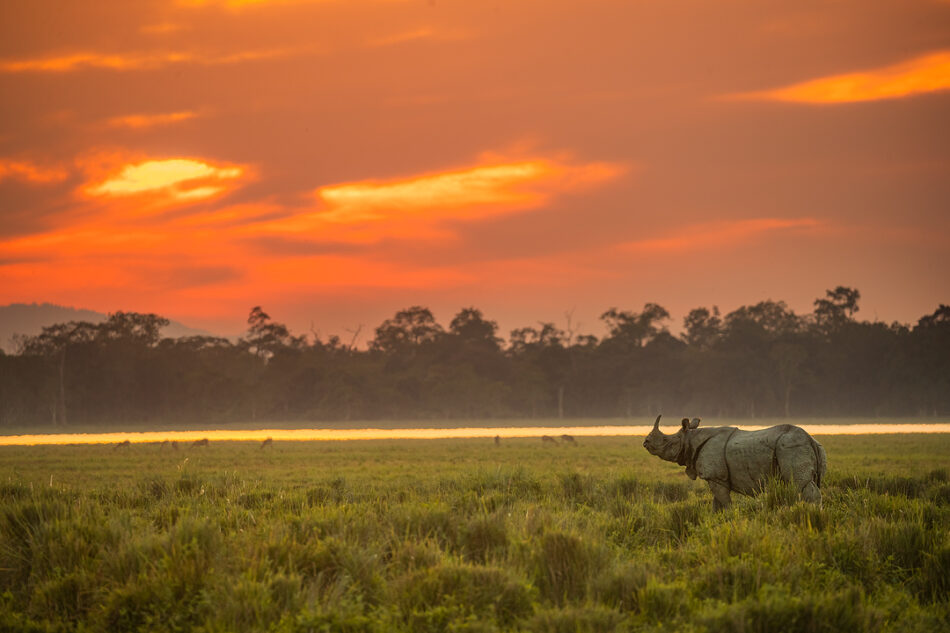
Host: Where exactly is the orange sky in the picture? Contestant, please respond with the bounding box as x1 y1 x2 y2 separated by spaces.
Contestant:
1 0 949 341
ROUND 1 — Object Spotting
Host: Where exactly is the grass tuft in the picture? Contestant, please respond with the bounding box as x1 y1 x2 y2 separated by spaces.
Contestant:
534 531 600 605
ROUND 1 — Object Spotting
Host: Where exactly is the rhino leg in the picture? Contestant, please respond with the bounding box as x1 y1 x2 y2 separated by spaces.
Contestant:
775 433 823 505
800 481 822 505
707 480 732 511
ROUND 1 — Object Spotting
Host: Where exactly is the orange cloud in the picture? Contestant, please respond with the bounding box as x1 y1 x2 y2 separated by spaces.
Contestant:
250 156 624 247
620 218 822 253
107 111 199 129
1 151 627 325
0 159 69 184
0 48 297 73
368 28 469 48
729 50 950 103
0 52 189 73
319 162 549 221
314 159 624 224
140 23 188 35
85 158 245 203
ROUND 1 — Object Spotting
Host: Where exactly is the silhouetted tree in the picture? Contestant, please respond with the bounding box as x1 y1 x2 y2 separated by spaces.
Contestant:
3 288 949 426
371 306 444 354
449 307 502 350
20 321 99 425
508 323 570 417
814 286 861 333
245 306 304 360
911 305 950 415
682 307 722 350
600 303 671 350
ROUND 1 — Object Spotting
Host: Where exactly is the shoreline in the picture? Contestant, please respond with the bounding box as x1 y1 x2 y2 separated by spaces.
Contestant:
3 423 950 446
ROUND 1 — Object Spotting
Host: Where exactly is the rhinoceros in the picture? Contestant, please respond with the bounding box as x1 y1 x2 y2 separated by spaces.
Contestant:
643 415 827 510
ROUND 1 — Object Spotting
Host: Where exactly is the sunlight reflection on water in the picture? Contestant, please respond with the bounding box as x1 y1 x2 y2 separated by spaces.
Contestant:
1 424 949 446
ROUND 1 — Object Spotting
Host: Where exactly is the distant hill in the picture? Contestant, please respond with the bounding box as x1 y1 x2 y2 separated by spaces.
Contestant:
0 303 217 353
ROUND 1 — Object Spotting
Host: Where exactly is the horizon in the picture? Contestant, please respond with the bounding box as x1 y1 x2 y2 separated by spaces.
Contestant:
1 1 948 337
4 287 944 351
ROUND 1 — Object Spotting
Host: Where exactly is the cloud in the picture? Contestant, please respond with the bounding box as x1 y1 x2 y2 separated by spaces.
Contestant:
619 218 823 253
0 48 298 73
312 158 625 224
727 50 950 103
0 160 69 184
140 23 188 36
243 235 363 256
245 156 626 250
107 111 199 129
151 264 245 289
85 158 245 202
319 162 551 221
0 151 627 325
368 28 469 48
174 202 287 229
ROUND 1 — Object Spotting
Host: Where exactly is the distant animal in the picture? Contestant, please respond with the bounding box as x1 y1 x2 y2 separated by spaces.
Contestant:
643 415 826 510
260 437 273 449
191 438 210 448
113 440 131 450
541 435 558 444
494 435 501 446
560 434 576 444
160 440 170 449
171 440 179 450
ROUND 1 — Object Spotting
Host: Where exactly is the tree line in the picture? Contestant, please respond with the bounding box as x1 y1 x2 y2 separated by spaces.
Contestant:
1 287 947 427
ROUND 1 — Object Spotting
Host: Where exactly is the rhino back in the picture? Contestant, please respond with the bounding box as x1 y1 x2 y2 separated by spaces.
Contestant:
690 427 735 484
720 429 781 494
692 425 813 495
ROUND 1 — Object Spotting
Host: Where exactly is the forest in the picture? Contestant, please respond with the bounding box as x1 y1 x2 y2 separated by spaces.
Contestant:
1 287 948 427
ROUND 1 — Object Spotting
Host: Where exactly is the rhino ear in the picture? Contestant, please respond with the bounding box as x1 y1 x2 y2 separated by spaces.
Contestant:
689 417 701 429
681 418 690 430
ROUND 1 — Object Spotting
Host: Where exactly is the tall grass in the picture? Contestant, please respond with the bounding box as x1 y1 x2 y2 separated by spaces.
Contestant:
0 434 948 631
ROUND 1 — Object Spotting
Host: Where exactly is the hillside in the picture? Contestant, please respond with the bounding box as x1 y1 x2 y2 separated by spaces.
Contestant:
0 303 214 352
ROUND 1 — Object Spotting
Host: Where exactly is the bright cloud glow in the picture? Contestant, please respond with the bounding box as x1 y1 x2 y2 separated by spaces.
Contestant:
107 111 199 128
0 48 296 73
320 162 548 218
0 151 626 325
87 158 243 201
730 50 950 103
314 159 624 224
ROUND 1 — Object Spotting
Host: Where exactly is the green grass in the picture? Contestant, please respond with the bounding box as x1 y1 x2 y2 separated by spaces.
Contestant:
0 434 948 632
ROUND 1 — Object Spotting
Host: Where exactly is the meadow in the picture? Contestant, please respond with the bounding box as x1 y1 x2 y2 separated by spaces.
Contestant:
0 433 948 632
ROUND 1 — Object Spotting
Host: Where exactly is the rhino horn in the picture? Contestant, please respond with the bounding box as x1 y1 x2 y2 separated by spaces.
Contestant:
654 415 662 430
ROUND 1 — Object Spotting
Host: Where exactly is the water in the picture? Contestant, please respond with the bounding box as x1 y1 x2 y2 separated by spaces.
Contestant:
2 423 950 446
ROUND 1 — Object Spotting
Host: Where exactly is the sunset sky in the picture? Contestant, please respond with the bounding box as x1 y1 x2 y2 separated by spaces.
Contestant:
1 0 948 341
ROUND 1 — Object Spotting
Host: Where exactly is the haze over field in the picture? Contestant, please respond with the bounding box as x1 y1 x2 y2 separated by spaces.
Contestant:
1 0 949 339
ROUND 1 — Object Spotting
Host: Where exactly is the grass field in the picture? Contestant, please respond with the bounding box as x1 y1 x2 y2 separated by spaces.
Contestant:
1 434 948 632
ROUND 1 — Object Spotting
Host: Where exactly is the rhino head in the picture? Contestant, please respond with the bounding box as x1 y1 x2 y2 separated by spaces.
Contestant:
642 415 701 464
